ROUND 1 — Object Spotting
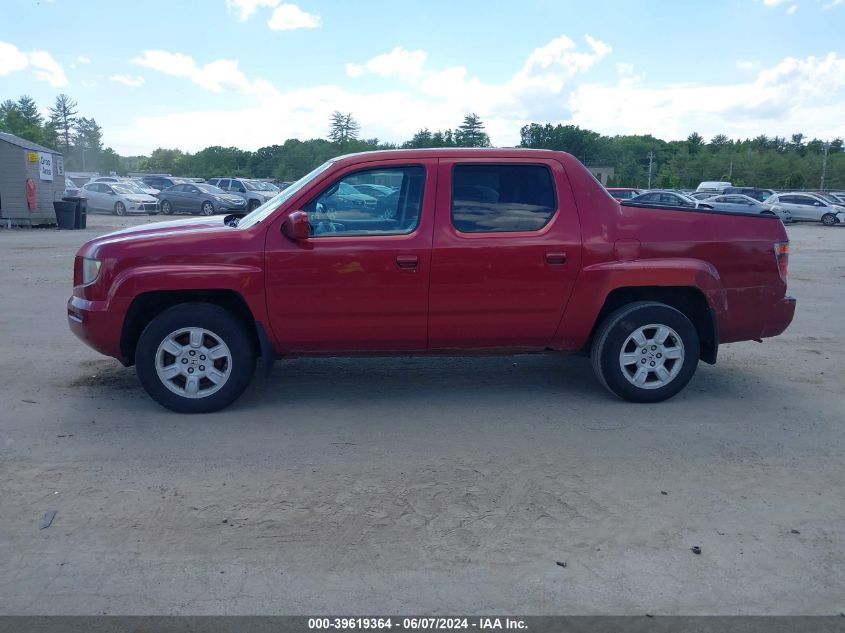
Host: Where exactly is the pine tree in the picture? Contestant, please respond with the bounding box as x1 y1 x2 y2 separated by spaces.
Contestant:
49 94 79 153
455 113 491 148
328 111 361 144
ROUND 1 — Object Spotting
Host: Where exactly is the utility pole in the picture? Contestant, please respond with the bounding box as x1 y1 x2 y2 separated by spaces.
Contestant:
820 143 829 191
647 151 655 189
728 159 733 179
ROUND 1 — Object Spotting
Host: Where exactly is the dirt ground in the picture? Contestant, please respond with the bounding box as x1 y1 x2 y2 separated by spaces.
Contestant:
0 212 843 615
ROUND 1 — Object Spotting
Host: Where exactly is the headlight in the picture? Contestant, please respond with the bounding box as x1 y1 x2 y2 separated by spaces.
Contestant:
81 258 101 284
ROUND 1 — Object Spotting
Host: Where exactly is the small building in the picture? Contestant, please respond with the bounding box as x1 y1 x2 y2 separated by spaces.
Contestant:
0 131 65 225
586 165 615 186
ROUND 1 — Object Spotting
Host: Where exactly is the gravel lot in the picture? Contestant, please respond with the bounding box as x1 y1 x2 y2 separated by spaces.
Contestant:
0 213 843 615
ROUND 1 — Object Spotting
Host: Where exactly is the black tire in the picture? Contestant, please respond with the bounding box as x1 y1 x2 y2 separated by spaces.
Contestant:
821 213 836 226
160 200 173 215
248 199 260 212
591 301 700 403
114 201 126 216
200 201 215 216
135 303 256 413
761 210 775 216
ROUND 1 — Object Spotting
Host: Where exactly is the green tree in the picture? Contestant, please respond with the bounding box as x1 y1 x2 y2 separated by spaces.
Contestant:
455 113 490 147
48 94 78 154
0 96 47 145
686 132 704 155
328 111 360 144
71 117 103 171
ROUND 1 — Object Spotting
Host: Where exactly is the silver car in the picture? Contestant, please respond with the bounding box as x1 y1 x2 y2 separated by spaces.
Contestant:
81 182 159 215
158 183 247 216
627 190 714 209
704 194 792 222
764 192 845 226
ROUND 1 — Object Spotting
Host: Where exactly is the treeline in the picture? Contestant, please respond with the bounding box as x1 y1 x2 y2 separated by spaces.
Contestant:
0 94 124 174
2 93 843 189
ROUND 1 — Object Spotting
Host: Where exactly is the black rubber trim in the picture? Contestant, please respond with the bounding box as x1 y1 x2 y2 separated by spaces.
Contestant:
620 201 782 219
255 320 277 377
701 305 719 365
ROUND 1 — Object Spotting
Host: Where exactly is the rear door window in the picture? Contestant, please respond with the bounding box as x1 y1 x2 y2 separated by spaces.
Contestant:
451 164 556 232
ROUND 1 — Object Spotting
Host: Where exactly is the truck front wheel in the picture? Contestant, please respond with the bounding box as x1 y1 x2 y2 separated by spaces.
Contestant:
591 301 700 403
136 303 256 413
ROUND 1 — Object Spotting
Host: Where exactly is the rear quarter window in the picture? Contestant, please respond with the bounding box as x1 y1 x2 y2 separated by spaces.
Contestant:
451 164 556 233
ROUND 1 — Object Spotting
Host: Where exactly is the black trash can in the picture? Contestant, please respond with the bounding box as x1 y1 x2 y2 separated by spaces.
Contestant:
63 196 87 229
53 201 76 229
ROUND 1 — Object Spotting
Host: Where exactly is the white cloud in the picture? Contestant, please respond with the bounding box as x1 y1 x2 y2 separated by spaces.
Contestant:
77 55 91 64
567 52 845 141
132 50 273 94
736 59 757 70
786 4 798 14
824 0 844 7
267 3 320 30
106 39 845 156
761 0 787 6
110 74 145 88
27 50 68 87
0 41 67 86
226 0 280 20
345 47 428 80
0 41 29 75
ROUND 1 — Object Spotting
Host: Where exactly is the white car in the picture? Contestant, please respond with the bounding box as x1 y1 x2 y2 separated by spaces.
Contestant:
704 194 792 223
763 192 845 226
81 182 159 216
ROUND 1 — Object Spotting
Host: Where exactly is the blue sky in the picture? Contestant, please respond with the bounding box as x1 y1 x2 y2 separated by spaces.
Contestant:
2 0 844 154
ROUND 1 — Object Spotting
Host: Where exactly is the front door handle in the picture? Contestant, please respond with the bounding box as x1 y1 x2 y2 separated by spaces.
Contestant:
396 255 419 269
545 252 567 265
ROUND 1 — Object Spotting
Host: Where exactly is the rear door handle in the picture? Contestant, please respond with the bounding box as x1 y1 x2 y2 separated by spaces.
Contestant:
396 255 419 269
545 252 567 265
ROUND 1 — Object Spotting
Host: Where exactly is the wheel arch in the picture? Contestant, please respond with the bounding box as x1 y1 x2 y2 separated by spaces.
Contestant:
588 286 719 364
121 289 261 365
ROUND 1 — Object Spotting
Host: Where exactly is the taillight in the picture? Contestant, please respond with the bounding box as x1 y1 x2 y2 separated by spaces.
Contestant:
774 241 789 283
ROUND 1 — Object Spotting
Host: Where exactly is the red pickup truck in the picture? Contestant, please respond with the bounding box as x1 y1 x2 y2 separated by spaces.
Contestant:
68 149 796 413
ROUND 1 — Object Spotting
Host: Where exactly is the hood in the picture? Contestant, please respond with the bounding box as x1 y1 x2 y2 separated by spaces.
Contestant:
126 195 156 202
81 217 228 256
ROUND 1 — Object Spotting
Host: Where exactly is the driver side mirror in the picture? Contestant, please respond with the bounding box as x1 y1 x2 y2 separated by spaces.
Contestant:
282 210 310 241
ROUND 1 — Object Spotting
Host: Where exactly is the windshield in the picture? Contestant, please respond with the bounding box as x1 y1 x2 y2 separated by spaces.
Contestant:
112 185 134 194
196 184 225 194
816 193 839 204
118 182 145 193
237 161 335 229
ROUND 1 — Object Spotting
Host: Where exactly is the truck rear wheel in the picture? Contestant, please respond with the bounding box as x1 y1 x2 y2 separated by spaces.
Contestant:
136 303 256 413
591 301 700 403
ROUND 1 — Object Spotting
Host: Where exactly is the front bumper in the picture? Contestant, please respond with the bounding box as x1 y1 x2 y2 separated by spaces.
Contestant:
67 295 124 360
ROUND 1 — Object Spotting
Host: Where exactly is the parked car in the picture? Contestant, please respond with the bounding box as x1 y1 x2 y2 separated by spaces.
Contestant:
125 179 160 197
141 175 192 191
315 181 378 219
690 191 717 200
723 187 775 202
763 192 845 226
81 182 159 216
606 187 642 200
696 181 732 195
704 194 791 222
68 148 796 413
63 181 83 197
207 178 276 211
628 190 713 209
351 183 396 199
158 182 247 216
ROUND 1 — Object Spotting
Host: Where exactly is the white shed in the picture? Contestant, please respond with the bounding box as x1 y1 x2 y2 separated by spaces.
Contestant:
0 131 66 225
